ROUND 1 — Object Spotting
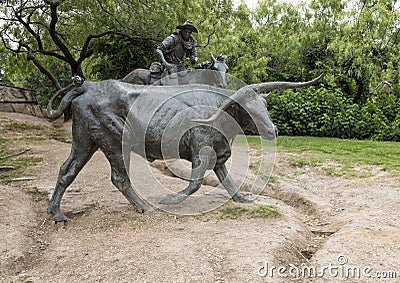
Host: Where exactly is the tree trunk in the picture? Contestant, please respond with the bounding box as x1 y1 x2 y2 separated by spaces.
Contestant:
354 77 369 105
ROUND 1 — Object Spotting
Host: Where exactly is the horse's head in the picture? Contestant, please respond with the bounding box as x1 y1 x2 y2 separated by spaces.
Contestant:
209 54 229 74
192 55 229 88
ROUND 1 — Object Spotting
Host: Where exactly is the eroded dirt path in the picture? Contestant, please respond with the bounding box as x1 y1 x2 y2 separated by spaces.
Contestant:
1 112 399 282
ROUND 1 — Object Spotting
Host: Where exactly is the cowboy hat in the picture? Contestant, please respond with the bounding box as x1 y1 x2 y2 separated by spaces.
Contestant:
176 20 198 33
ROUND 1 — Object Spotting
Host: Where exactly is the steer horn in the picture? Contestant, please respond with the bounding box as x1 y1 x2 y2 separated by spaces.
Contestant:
192 74 324 123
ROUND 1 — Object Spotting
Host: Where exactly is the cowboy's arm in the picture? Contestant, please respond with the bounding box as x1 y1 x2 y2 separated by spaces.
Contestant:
188 38 198 64
156 49 172 69
156 36 175 69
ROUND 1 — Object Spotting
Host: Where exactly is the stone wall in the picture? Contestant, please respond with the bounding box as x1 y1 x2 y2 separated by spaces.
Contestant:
0 85 45 117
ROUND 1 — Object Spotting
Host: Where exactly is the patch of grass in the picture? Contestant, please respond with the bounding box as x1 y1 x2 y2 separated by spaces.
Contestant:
233 135 263 150
5 122 44 131
220 204 281 219
0 155 42 184
221 206 249 219
268 175 278 184
0 137 7 143
321 164 343 176
277 136 400 171
0 122 52 183
17 136 46 141
242 136 400 178
248 204 281 218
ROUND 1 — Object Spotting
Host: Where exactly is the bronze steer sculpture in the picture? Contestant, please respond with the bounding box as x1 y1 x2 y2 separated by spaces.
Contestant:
47 75 323 222
121 54 229 88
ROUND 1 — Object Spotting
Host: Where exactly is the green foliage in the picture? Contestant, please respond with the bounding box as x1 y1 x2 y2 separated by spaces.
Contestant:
268 86 400 141
88 36 156 80
19 62 71 107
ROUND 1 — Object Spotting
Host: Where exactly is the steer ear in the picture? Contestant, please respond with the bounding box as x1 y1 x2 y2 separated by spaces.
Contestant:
210 54 217 62
210 54 217 68
217 54 226 62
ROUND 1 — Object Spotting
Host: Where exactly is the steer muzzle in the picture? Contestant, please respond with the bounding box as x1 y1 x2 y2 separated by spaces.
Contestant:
259 124 278 140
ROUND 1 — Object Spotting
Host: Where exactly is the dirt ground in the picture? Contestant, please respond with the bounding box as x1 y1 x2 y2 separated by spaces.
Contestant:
0 112 399 282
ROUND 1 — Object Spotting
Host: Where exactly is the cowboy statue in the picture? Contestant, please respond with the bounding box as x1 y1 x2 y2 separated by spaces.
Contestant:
156 20 198 76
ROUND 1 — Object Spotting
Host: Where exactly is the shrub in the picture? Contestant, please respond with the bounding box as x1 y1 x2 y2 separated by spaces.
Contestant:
267 87 399 141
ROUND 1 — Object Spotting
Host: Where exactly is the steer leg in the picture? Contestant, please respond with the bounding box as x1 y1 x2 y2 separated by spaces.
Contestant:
214 164 254 203
47 136 98 223
159 156 207 204
105 150 155 215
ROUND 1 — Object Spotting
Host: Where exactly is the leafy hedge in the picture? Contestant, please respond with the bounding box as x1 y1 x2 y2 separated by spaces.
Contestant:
267 87 400 141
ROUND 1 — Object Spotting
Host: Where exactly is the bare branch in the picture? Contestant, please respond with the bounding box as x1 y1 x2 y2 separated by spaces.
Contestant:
197 21 217 48
77 29 161 63
45 0 75 63
13 5 44 50
25 47 62 89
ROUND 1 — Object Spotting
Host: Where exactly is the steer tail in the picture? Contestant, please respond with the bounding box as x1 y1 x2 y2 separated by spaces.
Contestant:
250 74 324 93
50 86 86 121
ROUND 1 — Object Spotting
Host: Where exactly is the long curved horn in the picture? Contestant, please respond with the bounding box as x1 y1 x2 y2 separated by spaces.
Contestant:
251 73 324 94
192 74 323 123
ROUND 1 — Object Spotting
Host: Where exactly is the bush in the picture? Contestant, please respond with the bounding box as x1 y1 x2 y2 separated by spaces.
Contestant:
267 87 400 141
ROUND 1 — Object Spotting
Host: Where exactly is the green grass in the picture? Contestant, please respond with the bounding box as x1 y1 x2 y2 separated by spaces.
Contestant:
13 136 46 142
0 121 68 183
0 137 9 144
277 136 400 171
0 156 43 183
233 135 263 149
220 204 281 219
5 122 44 131
0 139 43 183
233 135 400 178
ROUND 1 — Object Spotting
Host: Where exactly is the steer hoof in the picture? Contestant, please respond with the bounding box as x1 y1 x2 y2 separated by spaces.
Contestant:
145 208 156 215
232 193 254 204
53 212 68 223
159 193 187 204
135 205 156 215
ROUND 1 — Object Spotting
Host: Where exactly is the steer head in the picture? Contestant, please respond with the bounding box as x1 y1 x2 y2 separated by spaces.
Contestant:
192 74 323 140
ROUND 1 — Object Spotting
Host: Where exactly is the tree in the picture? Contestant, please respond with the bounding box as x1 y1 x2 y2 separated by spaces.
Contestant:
323 0 400 103
88 36 156 80
0 0 166 91
88 0 235 80
1 0 234 89
0 45 12 85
